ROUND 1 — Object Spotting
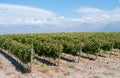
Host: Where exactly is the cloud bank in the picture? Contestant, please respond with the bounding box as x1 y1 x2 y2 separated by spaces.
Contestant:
0 4 56 25
0 4 120 34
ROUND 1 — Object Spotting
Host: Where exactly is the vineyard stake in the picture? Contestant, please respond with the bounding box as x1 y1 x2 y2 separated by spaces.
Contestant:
58 45 62 66
78 46 82 63
30 43 34 73
109 42 114 58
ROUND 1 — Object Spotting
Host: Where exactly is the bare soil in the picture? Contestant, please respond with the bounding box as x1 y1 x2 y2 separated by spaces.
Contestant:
0 50 120 78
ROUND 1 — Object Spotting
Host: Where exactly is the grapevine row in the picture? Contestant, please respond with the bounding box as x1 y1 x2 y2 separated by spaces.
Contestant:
0 32 120 64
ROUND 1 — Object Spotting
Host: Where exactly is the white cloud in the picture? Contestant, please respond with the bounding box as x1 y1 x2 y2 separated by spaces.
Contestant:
77 7 102 13
0 4 120 34
77 7 120 29
0 4 55 17
76 7 120 22
0 4 56 25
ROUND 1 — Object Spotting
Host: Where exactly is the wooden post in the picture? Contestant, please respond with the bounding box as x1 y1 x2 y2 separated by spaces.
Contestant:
30 43 34 73
109 42 114 58
78 46 82 63
95 53 98 60
95 45 100 60
58 45 62 66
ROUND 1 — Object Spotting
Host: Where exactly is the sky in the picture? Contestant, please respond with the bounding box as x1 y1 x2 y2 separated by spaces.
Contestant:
0 0 120 34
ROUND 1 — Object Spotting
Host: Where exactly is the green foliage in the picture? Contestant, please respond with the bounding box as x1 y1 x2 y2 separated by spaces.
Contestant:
114 40 120 49
83 42 100 54
0 32 120 64
0 38 32 64
63 41 79 56
101 42 112 51
42 66 49 73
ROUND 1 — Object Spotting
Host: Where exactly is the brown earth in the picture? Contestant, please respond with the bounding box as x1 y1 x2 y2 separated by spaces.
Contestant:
0 50 120 78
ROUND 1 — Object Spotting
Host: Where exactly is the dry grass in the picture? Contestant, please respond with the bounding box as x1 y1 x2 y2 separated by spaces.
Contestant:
41 66 49 73
68 63 75 69
6 72 13 75
0 63 2 69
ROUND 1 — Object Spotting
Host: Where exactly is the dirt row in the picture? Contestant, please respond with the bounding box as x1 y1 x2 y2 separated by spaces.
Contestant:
0 50 120 78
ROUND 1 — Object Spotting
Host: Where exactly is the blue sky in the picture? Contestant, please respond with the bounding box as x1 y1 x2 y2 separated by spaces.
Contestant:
0 0 120 34
0 0 119 17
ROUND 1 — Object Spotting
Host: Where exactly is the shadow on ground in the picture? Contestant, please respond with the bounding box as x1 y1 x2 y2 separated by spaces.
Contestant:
34 56 57 66
60 56 77 63
80 55 96 60
0 50 28 73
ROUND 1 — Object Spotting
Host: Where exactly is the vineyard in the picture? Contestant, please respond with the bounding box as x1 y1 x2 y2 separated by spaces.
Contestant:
0 32 120 72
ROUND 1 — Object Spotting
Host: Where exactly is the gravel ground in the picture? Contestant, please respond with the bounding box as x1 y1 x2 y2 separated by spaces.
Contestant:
0 50 120 78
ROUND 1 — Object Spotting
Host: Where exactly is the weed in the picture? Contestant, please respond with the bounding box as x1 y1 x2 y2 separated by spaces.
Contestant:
42 66 49 73
33 59 39 65
68 63 75 69
6 72 13 75
0 63 2 69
